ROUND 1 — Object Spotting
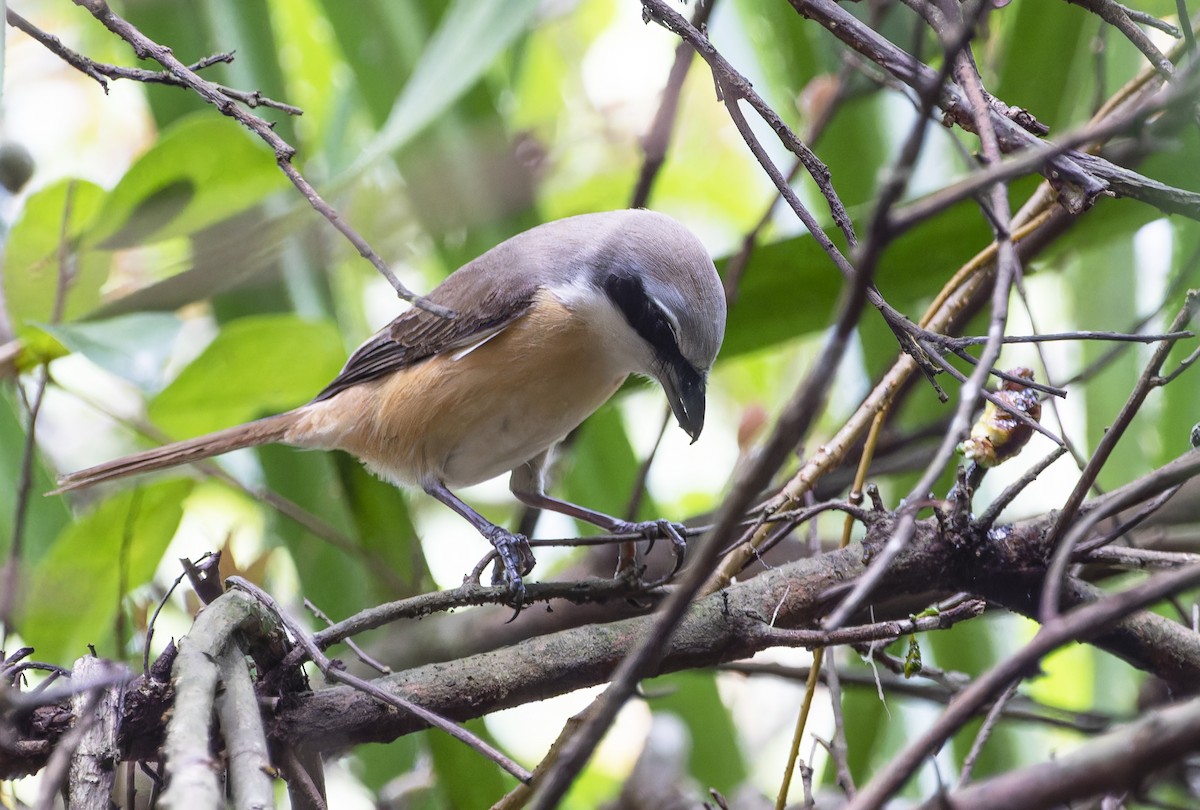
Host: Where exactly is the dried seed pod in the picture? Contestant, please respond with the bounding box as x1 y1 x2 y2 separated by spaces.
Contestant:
957 367 1042 468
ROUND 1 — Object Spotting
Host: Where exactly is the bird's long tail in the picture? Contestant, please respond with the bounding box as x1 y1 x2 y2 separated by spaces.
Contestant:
52 411 302 494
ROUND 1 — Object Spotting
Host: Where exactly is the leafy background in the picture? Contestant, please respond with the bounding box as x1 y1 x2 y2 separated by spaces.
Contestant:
2 0 1198 807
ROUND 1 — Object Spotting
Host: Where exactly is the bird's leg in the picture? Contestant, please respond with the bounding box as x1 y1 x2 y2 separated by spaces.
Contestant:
511 488 688 579
423 481 535 604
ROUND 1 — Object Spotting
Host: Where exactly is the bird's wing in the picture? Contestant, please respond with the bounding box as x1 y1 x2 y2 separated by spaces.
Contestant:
312 262 540 403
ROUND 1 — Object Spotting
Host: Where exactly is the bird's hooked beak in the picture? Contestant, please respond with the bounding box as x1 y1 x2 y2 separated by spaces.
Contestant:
661 363 707 443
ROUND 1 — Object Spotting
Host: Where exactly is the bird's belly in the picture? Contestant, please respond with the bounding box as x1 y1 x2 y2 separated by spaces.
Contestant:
290 295 630 489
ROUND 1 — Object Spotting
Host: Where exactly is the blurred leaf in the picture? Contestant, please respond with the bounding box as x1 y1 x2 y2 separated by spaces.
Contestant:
20 480 192 662
332 454 424 599
835 657 892 787
41 313 183 394
3 179 109 329
563 402 652 522
13 326 69 372
643 672 747 794
121 0 214 126
734 0 839 106
88 115 287 249
348 0 542 173
353 738 427 797
427 720 513 807
723 201 991 362
89 210 286 320
990 2 1093 131
0 390 71 568
257 444 375 619
316 0 430 127
148 314 344 437
927 616 1020 776
1065 237 1146 487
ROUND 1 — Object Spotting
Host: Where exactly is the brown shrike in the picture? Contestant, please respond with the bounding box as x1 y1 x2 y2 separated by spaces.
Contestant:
55 209 728 600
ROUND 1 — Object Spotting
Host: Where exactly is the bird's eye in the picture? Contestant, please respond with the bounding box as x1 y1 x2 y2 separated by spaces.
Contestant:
659 308 680 343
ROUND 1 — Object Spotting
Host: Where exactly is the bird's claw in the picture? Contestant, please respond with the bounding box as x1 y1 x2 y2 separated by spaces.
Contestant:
484 527 536 612
613 518 689 580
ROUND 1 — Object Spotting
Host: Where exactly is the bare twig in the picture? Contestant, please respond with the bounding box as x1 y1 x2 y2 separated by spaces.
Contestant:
227 577 531 785
60 0 449 316
956 680 1020 786
1067 0 1176 79
921 693 1200 810
630 0 716 208
847 559 1200 809
976 447 1068 528
6 10 301 113
1041 294 1198 619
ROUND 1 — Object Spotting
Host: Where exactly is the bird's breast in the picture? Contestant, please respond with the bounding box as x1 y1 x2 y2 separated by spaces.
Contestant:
288 290 632 488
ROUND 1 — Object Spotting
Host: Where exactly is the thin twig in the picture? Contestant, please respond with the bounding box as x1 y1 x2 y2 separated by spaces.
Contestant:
1041 294 1198 619
957 680 1020 786
227 577 531 784
630 0 716 208
847 559 1200 809
63 0 449 316
976 447 1068 528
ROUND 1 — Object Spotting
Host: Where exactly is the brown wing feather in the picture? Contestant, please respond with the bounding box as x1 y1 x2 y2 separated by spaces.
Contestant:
313 261 539 403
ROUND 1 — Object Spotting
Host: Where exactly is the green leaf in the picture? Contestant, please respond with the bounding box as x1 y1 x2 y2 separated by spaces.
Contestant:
315 0 430 127
1065 237 1147 487
990 2 1092 131
41 313 183 394
257 444 373 619
563 402 651 522
332 454 423 599
20 480 193 663
347 0 542 173
13 326 69 372
87 114 287 249
427 721 513 808
3 179 109 329
148 314 344 437
722 200 991 361
0 390 71 569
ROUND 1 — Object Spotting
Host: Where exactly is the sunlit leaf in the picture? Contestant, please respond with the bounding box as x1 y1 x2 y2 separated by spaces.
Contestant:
88 115 287 249
0 390 71 568
148 314 344 437
347 0 542 173
3 179 109 329
13 326 69 372
20 480 193 662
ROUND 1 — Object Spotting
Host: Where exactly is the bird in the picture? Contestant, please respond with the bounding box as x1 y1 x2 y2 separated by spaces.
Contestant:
54 209 728 602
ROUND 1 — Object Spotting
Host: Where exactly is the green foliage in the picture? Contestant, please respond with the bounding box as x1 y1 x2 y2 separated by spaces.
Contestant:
0 391 69 568
147 314 344 436
18 480 192 662
428 721 516 807
42 314 183 393
4 179 108 329
89 115 287 249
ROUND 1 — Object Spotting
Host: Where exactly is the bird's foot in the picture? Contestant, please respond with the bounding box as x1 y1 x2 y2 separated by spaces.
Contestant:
483 526 536 610
612 518 689 582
